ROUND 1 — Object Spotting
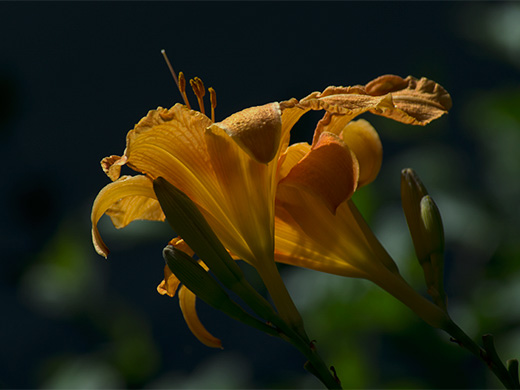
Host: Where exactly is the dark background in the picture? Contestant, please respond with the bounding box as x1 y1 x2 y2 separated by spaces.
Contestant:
2 2 520 389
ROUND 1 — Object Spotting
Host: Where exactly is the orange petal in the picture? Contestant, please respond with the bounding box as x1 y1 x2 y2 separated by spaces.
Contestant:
212 103 282 164
101 155 127 181
178 286 223 349
91 175 162 257
157 264 181 297
340 119 383 187
278 132 359 214
299 75 452 126
277 142 311 182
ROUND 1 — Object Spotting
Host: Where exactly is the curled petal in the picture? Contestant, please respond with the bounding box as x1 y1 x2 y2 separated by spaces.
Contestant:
299 75 452 126
157 237 196 297
157 264 181 297
178 286 223 349
91 175 162 257
212 103 282 164
277 142 311 182
278 132 359 214
101 155 127 181
340 119 382 187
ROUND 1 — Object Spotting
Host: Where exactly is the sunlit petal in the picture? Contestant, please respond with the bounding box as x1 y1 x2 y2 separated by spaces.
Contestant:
157 265 181 297
205 123 275 263
91 175 162 257
214 103 282 164
178 285 223 349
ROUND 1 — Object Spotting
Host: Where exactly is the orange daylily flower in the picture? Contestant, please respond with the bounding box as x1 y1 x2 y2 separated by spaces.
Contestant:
91 74 452 345
273 76 452 328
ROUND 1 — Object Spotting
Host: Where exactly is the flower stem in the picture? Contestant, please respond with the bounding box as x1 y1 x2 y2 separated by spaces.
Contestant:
255 259 341 388
444 321 519 389
256 258 309 340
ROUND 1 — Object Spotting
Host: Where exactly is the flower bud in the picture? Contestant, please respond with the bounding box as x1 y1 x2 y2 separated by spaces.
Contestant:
401 169 447 310
401 168 429 264
420 195 445 256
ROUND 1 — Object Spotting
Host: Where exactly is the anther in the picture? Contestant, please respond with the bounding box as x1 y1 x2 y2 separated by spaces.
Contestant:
209 87 217 122
178 72 191 109
160 49 191 108
190 77 206 115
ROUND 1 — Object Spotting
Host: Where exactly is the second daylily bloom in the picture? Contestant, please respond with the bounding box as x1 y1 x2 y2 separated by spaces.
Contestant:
273 75 453 328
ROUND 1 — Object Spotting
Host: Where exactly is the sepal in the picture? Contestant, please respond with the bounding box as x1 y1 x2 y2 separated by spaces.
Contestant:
163 245 279 338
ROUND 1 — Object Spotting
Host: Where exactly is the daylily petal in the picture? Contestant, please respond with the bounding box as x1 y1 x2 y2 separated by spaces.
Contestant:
178 285 223 349
157 264 180 297
274 186 380 278
91 175 162 257
277 142 311 181
157 237 195 297
340 119 382 187
205 123 276 263
214 103 282 164
124 105 221 208
274 206 365 278
101 155 127 181
299 75 451 126
278 132 359 214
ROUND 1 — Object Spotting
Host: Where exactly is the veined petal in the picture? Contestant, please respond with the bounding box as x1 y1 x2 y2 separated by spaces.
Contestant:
299 75 452 126
278 132 359 214
91 175 161 257
205 124 276 263
274 206 365 278
275 187 380 278
340 119 382 187
178 285 223 349
121 105 246 256
214 103 282 164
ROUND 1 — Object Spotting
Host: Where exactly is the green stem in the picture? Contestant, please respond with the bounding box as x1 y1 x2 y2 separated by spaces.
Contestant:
445 322 518 389
256 258 309 341
252 258 340 389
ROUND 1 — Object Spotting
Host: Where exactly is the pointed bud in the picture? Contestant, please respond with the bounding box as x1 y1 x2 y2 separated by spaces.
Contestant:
401 169 447 311
401 168 430 264
420 195 445 256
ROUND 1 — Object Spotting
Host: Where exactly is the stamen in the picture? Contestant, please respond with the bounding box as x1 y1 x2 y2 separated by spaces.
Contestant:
178 72 191 110
161 49 191 108
209 87 217 122
190 77 206 115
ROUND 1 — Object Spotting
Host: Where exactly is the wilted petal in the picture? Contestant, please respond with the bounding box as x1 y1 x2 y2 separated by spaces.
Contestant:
178 285 223 349
91 175 162 257
101 155 127 181
278 132 359 214
299 75 452 126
